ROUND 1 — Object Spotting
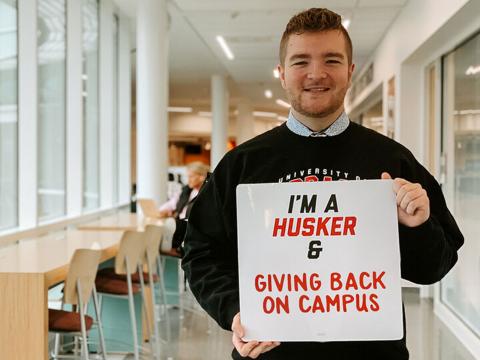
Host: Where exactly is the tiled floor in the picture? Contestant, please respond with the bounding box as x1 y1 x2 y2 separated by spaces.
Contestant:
79 288 479 359
95 290 478 360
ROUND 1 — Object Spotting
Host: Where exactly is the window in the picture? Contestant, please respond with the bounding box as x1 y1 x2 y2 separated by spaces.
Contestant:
0 0 18 230
82 0 99 211
112 14 119 204
37 0 66 221
441 31 480 337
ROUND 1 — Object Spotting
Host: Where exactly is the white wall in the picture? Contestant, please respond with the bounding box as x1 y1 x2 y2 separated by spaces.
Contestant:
346 0 478 161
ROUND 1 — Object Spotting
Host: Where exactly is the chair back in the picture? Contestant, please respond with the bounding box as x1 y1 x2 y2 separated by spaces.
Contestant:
138 198 159 219
64 249 102 306
161 217 176 251
115 230 146 275
144 225 163 269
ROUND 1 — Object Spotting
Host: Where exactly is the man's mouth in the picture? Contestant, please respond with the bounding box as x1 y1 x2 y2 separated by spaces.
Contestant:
303 86 331 92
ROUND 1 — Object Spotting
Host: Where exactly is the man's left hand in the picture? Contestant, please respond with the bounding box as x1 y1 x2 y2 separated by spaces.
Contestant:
381 172 430 227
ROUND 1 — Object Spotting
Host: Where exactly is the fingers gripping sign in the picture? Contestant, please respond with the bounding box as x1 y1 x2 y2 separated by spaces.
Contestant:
231 313 281 358
381 172 430 227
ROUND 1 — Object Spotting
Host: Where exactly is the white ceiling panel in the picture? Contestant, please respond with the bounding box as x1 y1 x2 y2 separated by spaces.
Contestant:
117 0 410 110
173 0 357 11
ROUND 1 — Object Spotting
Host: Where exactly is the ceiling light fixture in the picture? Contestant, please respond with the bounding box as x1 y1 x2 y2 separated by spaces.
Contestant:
342 19 351 30
276 99 291 108
216 35 234 60
273 69 280 78
264 89 273 98
167 107 193 113
465 65 480 76
253 111 278 118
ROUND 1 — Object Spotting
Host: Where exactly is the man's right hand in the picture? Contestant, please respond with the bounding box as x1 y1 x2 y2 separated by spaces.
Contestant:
231 313 280 359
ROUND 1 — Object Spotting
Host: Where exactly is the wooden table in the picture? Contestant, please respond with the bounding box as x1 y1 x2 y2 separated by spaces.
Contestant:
0 230 123 360
77 212 164 232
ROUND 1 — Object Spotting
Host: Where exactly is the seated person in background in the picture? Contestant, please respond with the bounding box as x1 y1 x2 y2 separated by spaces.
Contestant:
159 161 210 249
159 161 209 219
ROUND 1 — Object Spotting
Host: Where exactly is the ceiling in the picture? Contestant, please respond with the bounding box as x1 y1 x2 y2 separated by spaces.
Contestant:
115 0 409 112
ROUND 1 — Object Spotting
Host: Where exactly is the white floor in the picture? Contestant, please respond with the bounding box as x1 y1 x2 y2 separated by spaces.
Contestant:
84 288 478 360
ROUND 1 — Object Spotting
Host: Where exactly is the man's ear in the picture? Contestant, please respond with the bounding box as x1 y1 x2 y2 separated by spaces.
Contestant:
278 64 287 89
347 63 355 88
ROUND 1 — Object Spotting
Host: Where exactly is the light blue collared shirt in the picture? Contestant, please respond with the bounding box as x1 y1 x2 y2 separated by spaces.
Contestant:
286 111 350 137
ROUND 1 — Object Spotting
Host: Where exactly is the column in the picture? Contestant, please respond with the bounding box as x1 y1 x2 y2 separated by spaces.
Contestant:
136 0 169 204
211 74 229 169
236 98 255 145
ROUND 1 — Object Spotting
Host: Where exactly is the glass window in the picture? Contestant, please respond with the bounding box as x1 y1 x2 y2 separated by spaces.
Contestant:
0 0 18 230
37 0 66 221
441 31 480 337
82 0 99 211
112 14 119 204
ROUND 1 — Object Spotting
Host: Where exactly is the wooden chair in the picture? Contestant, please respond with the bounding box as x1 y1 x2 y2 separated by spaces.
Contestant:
95 231 146 360
49 249 106 360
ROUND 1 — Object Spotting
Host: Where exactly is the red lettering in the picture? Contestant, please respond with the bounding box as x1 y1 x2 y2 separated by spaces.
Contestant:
370 294 380 312
255 274 266 292
373 271 386 289
304 175 319 182
342 294 355 312
315 217 330 236
287 218 302 236
325 294 341 312
272 218 287 237
345 273 359 290
330 272 342 290
343 216 357 235
301 217 315 236
359 272 372 290
299 295 311 312
323 176 333 181
331 217 342 236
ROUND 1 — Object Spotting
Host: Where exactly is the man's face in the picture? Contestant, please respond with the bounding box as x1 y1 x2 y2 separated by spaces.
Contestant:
279 30 354 119
187 170 205 190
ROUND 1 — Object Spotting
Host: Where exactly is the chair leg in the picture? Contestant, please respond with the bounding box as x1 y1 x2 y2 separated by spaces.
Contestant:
148 265 162 359
77 281 89 360
92 285 107 360
138 265 153 356
156 256 171 342
53 333 61 359
126 261 140 360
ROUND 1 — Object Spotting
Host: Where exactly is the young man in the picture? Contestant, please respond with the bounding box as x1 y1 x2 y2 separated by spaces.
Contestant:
182 8 463 360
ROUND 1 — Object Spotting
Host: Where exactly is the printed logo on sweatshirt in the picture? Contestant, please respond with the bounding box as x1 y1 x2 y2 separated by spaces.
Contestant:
278 168 361 183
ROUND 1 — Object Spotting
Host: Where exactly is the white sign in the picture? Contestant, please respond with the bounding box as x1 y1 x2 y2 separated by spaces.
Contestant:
236 180 403 342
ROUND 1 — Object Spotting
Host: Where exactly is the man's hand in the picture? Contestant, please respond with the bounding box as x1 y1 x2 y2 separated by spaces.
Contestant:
381 172 430 227
231 313 280 359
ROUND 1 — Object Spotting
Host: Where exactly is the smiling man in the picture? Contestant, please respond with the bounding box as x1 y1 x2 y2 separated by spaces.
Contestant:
182 8 463 360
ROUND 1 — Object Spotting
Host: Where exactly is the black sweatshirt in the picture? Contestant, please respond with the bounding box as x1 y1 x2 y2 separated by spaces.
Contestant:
182 122 464 360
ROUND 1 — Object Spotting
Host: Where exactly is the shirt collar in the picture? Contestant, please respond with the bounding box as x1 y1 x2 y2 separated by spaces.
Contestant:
286 111 350 137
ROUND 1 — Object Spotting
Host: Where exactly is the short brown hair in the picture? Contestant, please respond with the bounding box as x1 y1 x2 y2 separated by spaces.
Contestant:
279 8 353 66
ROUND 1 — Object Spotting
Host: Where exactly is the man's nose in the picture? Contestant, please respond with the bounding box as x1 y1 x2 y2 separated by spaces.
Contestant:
307 63 327 80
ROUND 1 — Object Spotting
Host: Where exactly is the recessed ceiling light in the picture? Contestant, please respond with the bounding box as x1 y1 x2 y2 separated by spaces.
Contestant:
342 19 351 30
273 69 280 78
216 35 234 60
465 65 480 75
264 89 273 98
276 99 291 108
167 107 192 113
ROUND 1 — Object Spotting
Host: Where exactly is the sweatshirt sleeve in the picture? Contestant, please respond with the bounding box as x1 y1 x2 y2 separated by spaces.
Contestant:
181 171 240 330
398 159 464 285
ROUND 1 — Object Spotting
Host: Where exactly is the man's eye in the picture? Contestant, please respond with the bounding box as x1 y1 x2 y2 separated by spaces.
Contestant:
292 61 307 66
326 59 341 64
